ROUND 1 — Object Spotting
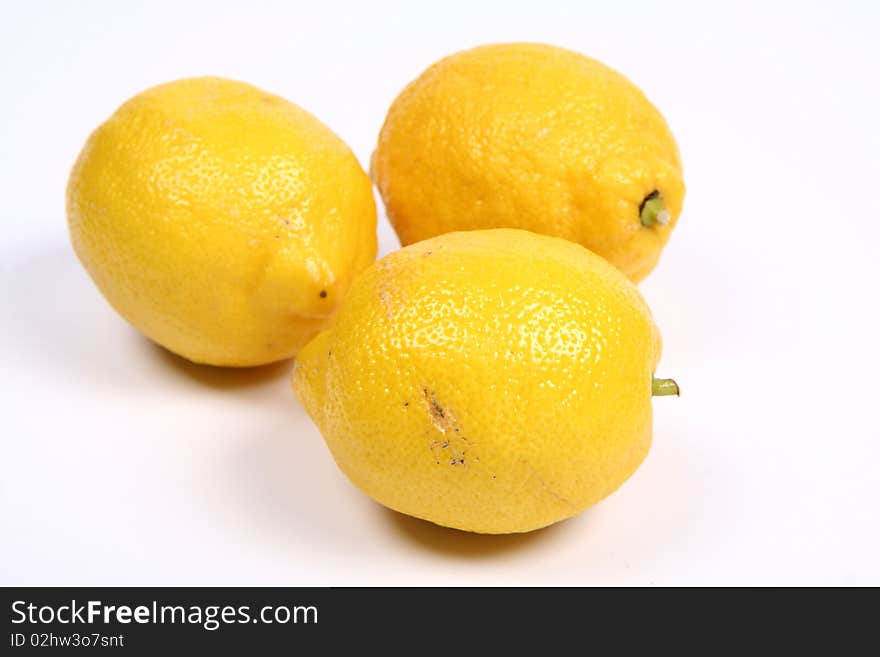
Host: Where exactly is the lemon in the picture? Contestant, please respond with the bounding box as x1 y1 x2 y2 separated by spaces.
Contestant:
372 43 685 282
67 77 377 366
293 229 677 534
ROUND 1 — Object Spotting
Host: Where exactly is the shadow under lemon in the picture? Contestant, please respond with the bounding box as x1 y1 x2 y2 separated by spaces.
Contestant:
381 506 583 558
146 341 293 391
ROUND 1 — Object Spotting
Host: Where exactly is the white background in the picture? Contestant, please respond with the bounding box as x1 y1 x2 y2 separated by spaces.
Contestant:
2 0 878 586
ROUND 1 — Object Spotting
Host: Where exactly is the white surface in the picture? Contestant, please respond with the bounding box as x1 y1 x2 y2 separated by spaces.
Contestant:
2 0 879 586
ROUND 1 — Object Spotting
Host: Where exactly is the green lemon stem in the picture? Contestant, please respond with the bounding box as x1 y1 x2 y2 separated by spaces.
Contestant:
640 193 670 227
652 377 680 397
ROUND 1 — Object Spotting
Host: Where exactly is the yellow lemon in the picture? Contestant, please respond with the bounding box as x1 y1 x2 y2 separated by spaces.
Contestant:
373 43 685 282
293 229 677 534
68 77 377 366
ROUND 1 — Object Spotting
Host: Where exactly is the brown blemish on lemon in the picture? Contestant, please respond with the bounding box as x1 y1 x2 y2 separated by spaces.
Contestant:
423 387 454 433
423 388 471 466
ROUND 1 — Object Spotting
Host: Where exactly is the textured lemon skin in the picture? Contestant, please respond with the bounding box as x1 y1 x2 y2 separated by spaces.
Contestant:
294 229 662 534
373 43 685 282
68 77 377 366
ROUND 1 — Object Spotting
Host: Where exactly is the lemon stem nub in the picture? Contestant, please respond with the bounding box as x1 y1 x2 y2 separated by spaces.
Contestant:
652 377 680 397
640 192 670 227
